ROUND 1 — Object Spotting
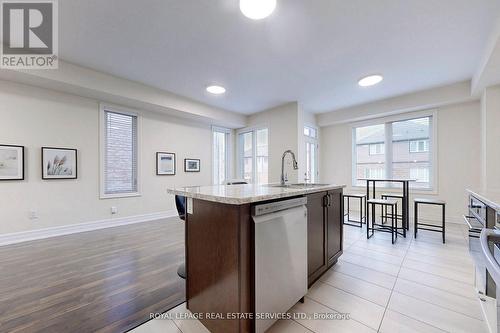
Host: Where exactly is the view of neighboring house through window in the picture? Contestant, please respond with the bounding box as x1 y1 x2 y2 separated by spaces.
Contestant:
304 126 318 182
354 124 386 186
410 167 430 183
369 143 385 155
409 139 429 153
239 128 268 184
101 108 139 197
353 116 433 189
392 117 431 188
212 127 230 185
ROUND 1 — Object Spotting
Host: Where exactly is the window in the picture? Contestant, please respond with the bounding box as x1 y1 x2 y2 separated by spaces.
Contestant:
255 129 268 184
354 124 386 186
353 116 433 189
212 127 230 185
369 143 385 155
304 126 317 139
101 107 139 197
365 168 385 179
238 128 268 184
409 139 429 153
304 126 318 182
410 168 430 183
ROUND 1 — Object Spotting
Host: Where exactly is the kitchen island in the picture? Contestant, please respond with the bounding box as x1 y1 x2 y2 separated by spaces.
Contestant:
167 183 345 333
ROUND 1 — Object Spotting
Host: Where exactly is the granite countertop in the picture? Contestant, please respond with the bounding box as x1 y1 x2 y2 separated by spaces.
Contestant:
467 189 500 211
167 184 346 205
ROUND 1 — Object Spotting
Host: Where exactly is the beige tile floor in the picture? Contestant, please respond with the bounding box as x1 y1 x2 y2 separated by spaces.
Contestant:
130 220 486 333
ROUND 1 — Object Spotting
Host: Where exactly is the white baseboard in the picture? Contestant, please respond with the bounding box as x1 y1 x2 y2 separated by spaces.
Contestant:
0 210 179 247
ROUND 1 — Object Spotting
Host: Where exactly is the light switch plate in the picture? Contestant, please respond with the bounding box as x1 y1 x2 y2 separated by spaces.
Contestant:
187 198 193 214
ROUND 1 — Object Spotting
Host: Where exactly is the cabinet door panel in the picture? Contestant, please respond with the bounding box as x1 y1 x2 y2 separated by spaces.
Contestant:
307 192 326 276
327 190 342 261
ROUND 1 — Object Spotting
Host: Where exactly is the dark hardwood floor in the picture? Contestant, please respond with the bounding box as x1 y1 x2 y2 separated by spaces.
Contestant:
0 218 185 333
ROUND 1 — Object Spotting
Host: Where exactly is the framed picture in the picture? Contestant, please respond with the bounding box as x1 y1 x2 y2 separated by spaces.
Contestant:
156 152 176 175
184 158 200 172
0 144 24 181
42 147 78 180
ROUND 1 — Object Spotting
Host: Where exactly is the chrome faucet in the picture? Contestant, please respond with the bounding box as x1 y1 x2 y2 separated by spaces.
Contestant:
281 150 299 185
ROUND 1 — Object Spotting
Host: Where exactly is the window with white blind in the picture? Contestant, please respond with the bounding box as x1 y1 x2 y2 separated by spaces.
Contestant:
100 106 140 198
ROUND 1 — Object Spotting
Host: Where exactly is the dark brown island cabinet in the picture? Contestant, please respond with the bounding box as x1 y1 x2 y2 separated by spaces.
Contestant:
168 185 344 333
306 189 343 286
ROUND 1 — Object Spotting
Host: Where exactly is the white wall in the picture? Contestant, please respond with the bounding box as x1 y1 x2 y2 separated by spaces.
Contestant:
0 61 247 128
481 84 500 192
320 101 482 222
297 106 319 183
239 102 319 184
245 102 299 183
0 80 212 235
317 81 474 127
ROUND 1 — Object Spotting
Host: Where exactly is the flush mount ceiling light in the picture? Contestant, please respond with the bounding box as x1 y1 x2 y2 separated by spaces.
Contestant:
240 0 276 20
358 74 383 87
206 85 226 95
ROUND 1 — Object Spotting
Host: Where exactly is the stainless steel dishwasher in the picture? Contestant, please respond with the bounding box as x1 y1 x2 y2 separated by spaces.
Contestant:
252 197 308 333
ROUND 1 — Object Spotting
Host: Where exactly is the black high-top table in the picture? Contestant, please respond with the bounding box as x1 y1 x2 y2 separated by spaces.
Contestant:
359 178 416 234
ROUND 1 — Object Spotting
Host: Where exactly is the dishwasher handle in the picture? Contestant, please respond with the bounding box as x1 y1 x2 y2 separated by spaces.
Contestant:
480 229 500 285
252 197 307 216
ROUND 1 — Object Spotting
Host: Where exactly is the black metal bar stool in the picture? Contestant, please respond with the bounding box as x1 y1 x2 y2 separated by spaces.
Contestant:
414 198 446 243
367 198 401 244
343 193 366 227
380 193 406 238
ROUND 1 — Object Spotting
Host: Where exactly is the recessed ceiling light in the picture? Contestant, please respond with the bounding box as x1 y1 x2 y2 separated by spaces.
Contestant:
240 0 276 20
206 85 226 95
358 74 383 87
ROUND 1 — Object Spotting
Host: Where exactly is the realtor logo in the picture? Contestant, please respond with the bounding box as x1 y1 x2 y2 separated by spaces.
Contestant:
1 0 58 69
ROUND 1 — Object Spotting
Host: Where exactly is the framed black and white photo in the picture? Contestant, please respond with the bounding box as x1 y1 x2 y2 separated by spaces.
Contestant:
42 147 78 180
184 158 200 172
0 144 24 181
156 152 176 175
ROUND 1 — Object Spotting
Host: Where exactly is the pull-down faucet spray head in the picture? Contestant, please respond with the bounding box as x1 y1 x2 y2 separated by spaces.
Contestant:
281 150 299 185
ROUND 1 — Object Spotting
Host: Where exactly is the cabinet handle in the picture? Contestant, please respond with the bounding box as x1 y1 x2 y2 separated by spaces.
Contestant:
328 194 332 207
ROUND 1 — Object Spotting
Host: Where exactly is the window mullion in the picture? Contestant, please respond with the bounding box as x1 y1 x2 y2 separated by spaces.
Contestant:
385 122 393 184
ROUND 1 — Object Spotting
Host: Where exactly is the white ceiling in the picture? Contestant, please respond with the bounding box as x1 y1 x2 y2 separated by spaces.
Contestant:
59 0 500 115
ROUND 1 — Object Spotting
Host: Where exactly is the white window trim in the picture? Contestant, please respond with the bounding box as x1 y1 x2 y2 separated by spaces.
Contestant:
236 124 269 184
211 126 232 185
99 103 142 199
350 109 438 194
